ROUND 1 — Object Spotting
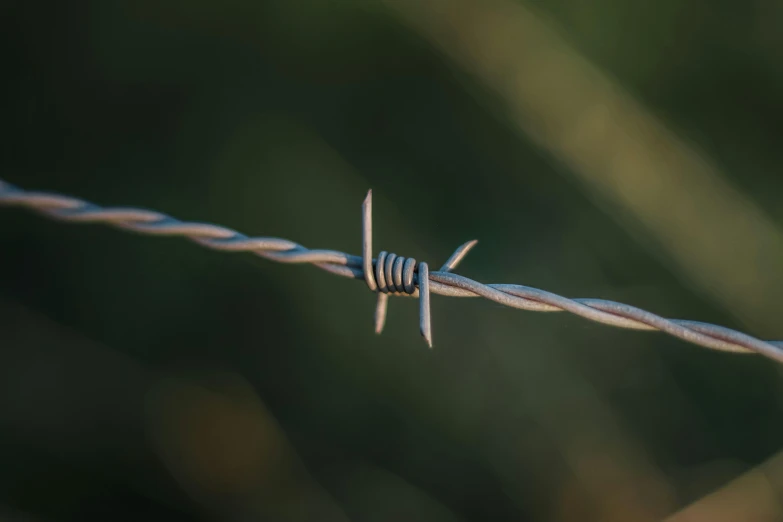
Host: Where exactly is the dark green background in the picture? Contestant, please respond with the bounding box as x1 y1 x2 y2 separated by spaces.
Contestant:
1 1 782 521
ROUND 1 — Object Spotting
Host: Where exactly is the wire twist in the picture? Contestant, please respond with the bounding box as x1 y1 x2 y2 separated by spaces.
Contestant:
1 179 782 363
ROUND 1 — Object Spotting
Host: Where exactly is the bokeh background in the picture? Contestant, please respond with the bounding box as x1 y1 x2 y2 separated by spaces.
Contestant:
2 1 783 520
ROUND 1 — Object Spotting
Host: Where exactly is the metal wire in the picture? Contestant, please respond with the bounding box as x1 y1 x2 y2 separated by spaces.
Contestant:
2 178 782 363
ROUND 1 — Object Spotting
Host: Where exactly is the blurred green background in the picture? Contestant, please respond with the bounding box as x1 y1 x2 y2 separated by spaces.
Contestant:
1 1 783 521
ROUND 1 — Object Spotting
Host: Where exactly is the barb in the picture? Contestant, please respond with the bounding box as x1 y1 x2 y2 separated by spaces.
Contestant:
1 178 782 363
362 190 476 347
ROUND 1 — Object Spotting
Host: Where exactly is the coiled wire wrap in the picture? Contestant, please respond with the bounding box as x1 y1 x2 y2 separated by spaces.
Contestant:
2 179 783 362
376 252 418 296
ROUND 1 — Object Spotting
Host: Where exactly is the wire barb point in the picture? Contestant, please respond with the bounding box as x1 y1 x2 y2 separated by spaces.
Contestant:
440 239 478 272
419 262 432 348
362 189 377 292
374 292 388 334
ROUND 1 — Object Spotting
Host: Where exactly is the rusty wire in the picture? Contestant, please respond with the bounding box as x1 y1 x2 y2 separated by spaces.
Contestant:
1 178 782 363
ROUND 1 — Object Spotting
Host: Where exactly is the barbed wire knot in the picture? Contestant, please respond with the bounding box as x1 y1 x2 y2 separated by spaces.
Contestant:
361 190 477 347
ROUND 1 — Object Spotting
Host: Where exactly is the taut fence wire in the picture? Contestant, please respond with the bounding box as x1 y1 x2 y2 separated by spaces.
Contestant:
1 179 782 363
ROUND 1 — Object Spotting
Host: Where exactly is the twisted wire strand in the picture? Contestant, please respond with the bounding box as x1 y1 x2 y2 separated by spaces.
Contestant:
2 179 782 363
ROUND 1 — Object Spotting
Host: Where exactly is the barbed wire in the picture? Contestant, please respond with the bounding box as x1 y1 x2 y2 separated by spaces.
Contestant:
1 178 782 364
